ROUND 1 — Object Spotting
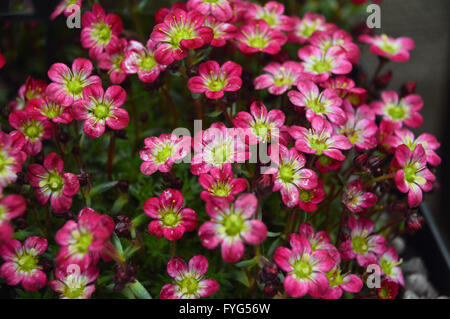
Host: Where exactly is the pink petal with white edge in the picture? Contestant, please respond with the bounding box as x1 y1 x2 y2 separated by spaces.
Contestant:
167 257 188 280
241 220 267 245
188 255 209 276
24 236 48 255
284 274 309 298
198 279 219 297
221 237 244 263
234 193 258 218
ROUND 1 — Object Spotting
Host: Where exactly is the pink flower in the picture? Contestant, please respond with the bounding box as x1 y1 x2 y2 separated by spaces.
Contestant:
254 61 304 95
235 19 287 55
0 195 26 242
121 39 167 83
144 189 198 241
187 0 233 21
199 163 247 202
47 58 101 107
25 96 73 124
298 223 340 262
339 216 387 267
27 152 80 213
245 1 293 31
298 179 325 212
385 128 441 166
393 144 435 208
198 194 267 263
139 133 191 176
334 102 377 151
55 207 114 269
233 101 286 144
160 255 219 299
8 110 52 156
81 3 123 59
0 131 26 191
315 155 342 173
377 246 404 286
298 45 352 82
9 76 47 111
155 2 187 24
150 9 213 65
289 116 352 161
371 91 423 128
359 34 414 62
342 180 377 214
98 37 128 84
191 122 249 175
204 15 237 47
274 234 335 298
322 267 363 299
49 263 99 299
288 13 337 44
377 279 399 299
310 30 361 64
288 80 345 125
72 84 129 138
0 236 47 291
188 60 242 99
320 76 367 101
266 145 318 207
51 0 83 20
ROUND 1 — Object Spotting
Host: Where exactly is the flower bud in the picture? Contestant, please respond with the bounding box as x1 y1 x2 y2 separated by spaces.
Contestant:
115 215 132 238
375 70 392 90
400 81 417 97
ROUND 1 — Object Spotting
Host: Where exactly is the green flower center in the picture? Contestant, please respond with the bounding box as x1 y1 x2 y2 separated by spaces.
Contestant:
67 78 84 96
179 275 199 295
43 102 64 119
223 213 245 236
326 269 344 287
380 36 399 54
301 24 318 38
279 164 295 184
307 98 326 114
207 79 227 92
352 236 369 254
273 75 292 87
0 205 5 221
162 211 180 227
0 152 14 172
387 104 406 121
170 28 195 47
139 55 157 71
252 122 270 140
212 144 229 164
93 104 110 120
293 259 312 279
24 123 42 139
205 0 219 3
259 12 277 28
313 60 331 74
155 144 173 164
212 182 231 197
75 232 93 254
248 33 269 49
404 165 417 184
17 254 38 273
92 22 112 45
47 172 64 192
64 285 85 299
299 189 312 202
310 136 329 153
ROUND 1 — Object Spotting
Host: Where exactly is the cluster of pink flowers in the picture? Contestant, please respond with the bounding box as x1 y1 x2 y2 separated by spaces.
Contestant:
0 0 438 300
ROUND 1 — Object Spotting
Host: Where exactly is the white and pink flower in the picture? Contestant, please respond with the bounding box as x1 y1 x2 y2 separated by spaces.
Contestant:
27 152 80 213
235 20 287 55
0 195 26 242
160 255 219 299
274 234 335 298
0 236 47 291
49 264 99 299
341 180 377 214
254 61 304 95
144 189 198 241
139 133 191 176
288 80 346 125
198 194 267 263
359 34 414 62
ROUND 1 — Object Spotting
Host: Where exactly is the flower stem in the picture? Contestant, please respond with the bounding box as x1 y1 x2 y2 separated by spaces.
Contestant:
107 132 116 181
170 241 176 258
51 122 65 161
161 86 178 127
364 172 396 188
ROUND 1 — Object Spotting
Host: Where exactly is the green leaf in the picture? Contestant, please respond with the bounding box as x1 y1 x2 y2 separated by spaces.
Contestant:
111 194 128 215
267 231 281 238
206 109 223 118
235 258 257 268
89 181 118 197
111 233 124 257
129 280 152 299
